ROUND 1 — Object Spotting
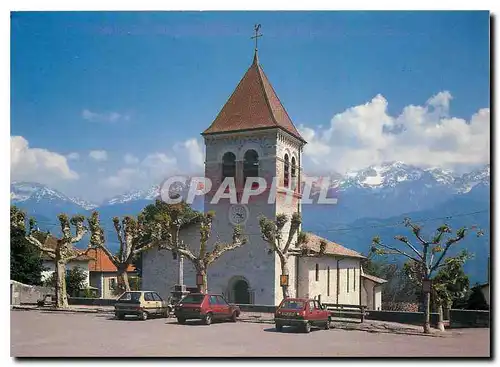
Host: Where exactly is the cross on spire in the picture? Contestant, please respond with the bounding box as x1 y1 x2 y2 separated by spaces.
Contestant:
251 24 262 53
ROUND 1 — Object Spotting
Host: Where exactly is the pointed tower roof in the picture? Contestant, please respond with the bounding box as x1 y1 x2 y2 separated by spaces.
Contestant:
202 52 306 143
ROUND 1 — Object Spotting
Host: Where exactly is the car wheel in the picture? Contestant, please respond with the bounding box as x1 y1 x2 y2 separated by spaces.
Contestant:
204 313 213 325
139 311 148 321
324 320 330 330
177 317 186 325
230 311 238 322
275 324 283 332
115 313 125 320
303 322 311 333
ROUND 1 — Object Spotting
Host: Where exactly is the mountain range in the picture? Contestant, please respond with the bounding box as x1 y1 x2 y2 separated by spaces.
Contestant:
11 162 490 284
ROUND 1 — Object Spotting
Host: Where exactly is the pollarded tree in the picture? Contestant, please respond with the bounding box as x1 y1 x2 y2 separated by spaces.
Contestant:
24 213 88 308
372 217 483 334
87 211 159 294
142 200 247 293
10 206 45 286
404 250 471 319
259 212 326 299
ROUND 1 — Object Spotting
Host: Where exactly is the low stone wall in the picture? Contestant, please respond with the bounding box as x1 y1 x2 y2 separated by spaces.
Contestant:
366 310 440 327
450 309 489 328
68 297 117 306
236 304 277 313
382 302 419 312
10 280 54 305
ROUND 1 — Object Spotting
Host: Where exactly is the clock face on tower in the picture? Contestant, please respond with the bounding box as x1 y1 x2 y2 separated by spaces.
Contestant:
228 204 249 226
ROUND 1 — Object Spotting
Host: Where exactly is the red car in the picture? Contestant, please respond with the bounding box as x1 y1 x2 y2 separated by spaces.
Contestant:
174 293 241 325
274 298 330 333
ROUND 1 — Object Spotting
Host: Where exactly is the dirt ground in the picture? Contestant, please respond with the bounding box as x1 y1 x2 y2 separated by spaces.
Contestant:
10 310 490 357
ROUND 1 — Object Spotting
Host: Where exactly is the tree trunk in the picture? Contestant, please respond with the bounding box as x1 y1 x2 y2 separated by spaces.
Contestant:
197 268 208 294
55 259 68 308
437 304 445 332
280 257 290 300
117 266 131 295
423 291 431 334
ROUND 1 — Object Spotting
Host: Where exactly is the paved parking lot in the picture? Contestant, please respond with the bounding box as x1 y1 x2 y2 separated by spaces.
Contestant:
11 310 490 357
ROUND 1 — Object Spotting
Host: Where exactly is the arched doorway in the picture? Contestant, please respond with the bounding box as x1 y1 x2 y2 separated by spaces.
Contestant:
233 279 250 304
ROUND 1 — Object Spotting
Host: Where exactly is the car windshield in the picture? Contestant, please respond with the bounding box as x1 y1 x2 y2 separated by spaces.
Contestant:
280 300 305 310
180 294 205 304
118 292 141 301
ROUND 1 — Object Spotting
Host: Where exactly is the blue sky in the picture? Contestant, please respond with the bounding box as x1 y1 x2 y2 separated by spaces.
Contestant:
10 11 490 202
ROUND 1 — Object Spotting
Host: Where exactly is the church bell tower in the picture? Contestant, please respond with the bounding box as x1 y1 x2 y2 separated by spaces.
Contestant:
201 27 307 305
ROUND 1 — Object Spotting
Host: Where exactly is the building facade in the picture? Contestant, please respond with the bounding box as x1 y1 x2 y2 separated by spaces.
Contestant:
142 49 384 307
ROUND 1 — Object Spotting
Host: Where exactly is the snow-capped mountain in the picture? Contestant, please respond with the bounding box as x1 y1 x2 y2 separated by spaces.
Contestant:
11 162 489 221
334 162 489 193
67 197 99 210
11 182 99 209
454 164 491 193
341 161 433 189
11 182 70 203
105 185 160 205
10 182 96 221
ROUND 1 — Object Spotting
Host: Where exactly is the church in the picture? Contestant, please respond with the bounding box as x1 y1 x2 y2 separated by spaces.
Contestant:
142 42 386 310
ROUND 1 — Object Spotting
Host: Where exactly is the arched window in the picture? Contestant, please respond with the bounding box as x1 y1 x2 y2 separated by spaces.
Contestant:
222 152 236 181
291 157 297 191
243 150 259 184
284 154 290 188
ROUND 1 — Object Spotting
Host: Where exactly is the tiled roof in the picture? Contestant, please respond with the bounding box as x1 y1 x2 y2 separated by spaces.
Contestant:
87 247 136 273
202 53 306 143
302 233 365 259
361 273 387 284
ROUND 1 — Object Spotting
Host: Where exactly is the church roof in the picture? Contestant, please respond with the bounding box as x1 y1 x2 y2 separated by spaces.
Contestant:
361 273 387 284
303 233 365 259
202 53 306 143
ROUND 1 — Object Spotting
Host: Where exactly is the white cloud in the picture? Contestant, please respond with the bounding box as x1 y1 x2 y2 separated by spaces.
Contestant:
89 150 108 161
82 109 130 123
124 153 139 165
299 91 490 173
101 138 205 191
11 136 79 184
102 153 179 191
173 138 204 168
67 152 80 160
101 168 139 190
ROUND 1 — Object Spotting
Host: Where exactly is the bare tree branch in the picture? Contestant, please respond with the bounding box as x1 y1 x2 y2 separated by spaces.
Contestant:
205 227 246 267
394 235 424 261
376 241 422 263
430 229 466 273
25 234 55 255
403 218 429 247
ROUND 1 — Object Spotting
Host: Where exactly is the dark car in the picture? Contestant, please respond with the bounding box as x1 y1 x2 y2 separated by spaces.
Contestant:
174 293 241 325
274 298 330 333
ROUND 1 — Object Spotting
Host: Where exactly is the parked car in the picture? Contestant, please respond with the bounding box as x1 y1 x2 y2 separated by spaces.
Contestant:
114 291 170 321
274 298 330 333
174 293 241 325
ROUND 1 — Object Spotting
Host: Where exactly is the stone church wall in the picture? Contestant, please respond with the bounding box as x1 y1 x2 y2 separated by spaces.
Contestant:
298 256 361 305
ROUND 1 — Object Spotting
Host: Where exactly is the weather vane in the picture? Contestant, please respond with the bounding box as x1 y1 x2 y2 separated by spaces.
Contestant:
251 24 262 52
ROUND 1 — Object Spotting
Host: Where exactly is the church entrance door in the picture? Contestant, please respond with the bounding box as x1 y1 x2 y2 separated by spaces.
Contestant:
233 279 250 304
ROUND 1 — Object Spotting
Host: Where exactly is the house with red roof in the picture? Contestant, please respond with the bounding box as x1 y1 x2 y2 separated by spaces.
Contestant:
87 248 138 299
